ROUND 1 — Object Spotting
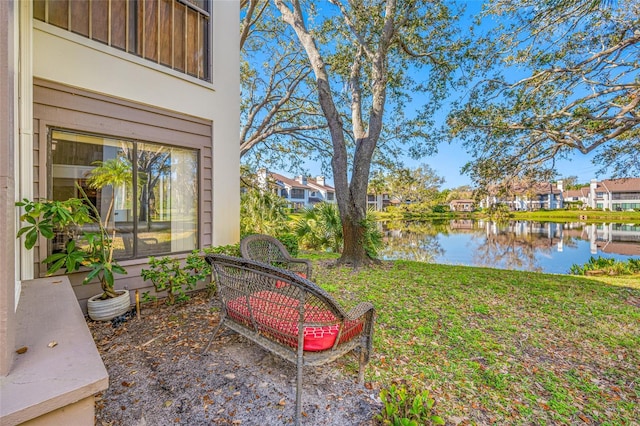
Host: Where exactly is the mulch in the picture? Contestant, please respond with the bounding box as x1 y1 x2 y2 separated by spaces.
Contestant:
88 290 380 425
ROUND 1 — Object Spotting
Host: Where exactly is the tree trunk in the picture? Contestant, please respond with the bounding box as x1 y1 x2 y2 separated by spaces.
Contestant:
339 211 370 267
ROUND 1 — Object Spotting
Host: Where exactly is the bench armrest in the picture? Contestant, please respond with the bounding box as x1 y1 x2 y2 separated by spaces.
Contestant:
345 301 375 322
283 258 313 280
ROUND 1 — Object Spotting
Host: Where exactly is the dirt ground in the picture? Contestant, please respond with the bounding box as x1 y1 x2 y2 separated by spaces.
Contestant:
88 290 381 425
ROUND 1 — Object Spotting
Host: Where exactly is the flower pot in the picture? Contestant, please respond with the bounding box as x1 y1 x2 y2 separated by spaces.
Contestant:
87 289 131 321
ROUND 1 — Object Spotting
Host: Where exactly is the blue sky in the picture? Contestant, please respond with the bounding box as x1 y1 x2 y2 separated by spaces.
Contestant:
273 0 608 190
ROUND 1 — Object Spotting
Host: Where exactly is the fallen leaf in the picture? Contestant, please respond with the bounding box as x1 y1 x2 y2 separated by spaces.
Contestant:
579 414 591 423
48 341 58 348
16 347 28 354
278 398 286 406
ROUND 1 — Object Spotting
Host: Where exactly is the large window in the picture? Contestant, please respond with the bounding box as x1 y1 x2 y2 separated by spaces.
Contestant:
290 188 305 199
34 0 210 81
51 129 199 259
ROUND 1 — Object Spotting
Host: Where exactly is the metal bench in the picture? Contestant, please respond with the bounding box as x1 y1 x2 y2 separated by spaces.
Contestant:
203 254 375 425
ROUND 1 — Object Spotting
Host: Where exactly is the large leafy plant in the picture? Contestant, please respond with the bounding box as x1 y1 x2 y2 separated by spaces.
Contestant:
16 159 130 299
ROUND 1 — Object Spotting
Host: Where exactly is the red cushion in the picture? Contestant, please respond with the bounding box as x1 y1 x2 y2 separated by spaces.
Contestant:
226 290 363 352
275 272 306 289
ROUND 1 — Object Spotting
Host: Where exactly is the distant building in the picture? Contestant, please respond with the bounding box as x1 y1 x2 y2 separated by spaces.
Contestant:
449 199 475 212
562 188 589 207
481 181 564 210
587 178 640 211
367 194 393 211
258 169 336 209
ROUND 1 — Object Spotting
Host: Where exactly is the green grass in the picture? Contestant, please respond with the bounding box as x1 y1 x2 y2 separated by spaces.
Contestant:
510 210 640 223
308 255 640 425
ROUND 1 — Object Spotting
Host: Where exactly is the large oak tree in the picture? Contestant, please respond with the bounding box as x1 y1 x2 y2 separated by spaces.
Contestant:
272 0 464 266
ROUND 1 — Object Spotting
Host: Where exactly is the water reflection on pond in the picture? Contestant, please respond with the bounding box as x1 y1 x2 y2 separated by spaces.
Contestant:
379 219 640 274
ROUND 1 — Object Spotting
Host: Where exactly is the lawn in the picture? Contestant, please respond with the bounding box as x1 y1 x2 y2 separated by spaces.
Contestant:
510 209 640 223
309 255 640 425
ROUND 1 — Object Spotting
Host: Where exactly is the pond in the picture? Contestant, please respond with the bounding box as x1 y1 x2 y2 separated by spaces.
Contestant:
378 219 640 274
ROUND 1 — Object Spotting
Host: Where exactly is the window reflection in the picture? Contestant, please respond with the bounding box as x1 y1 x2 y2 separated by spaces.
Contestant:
51 129 198 260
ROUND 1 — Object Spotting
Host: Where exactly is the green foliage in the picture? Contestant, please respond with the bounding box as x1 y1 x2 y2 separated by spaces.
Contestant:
294 203 383 258
486 203 512 220
202 244 241 257
16 198 93 250
383 165 446 206
240 189 290 236
141 250 211 305
569 256 640 276
275 233 300 257
362 212 384 258
294 202 343 253
448 0 640 184
15 182 127 299
431 205 448 214
376 384 444 426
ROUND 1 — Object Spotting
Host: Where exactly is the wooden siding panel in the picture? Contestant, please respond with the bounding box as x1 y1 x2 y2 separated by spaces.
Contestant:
91 0 109 44
159 0 173 67
33 82 211 142
33 0 46 21
48 0 69 30
70 1 89 37
143 0 158 62
110 0 127 51
186 8 198 77
201 145 213 247
173 3 186 72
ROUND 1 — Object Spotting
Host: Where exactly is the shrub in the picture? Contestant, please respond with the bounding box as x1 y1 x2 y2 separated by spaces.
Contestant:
362 212 384 258
240 189 290 236
376 384 444 426
141 250 211 304
276 233 300 257
486 203 512 220
431 205 448 214
294 203 343 252
569 256 640 276
202 243 241 257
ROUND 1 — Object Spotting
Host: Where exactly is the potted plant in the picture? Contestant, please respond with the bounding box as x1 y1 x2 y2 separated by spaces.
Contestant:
16 159 131 321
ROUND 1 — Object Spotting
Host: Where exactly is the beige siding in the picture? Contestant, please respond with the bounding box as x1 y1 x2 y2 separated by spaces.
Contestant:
32 79 214 308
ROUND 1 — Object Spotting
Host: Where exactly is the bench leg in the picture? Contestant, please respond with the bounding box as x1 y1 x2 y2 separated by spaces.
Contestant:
201 314 225 355
358 349 366 384
295 339 303 425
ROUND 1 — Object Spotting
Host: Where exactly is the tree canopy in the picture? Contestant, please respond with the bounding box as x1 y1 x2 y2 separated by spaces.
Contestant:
370 164 445 205
448 0 640 189
239 0 328 172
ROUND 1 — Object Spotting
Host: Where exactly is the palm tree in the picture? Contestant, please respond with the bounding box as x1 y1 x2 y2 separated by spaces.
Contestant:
294 202 343 253
240 189 290 236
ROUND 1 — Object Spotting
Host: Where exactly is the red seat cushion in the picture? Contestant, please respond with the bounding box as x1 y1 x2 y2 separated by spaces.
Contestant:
276 272 306 289
226 290 363 352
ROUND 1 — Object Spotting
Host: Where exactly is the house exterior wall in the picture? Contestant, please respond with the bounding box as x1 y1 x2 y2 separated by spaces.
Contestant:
0 0 17 377
587 178 640 210
31 4 240 247
2 1 239 422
